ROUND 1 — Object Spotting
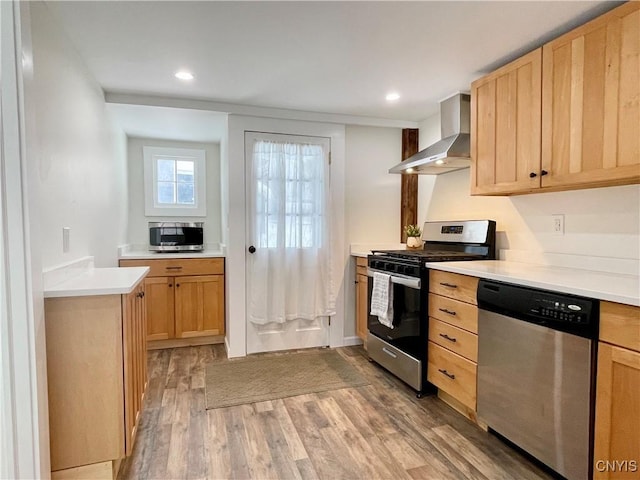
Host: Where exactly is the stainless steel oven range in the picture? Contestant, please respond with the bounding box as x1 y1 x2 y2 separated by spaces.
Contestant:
366 219 496 396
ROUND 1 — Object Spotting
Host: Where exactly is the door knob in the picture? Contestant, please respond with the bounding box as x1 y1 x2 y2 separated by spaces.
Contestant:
248 245 256 254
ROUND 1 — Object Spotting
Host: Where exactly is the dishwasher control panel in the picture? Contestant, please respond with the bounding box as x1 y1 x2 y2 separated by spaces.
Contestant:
477 279 599 339
531 296 591 324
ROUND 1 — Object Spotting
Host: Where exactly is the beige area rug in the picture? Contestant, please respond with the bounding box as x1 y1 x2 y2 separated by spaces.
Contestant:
205 349 369 409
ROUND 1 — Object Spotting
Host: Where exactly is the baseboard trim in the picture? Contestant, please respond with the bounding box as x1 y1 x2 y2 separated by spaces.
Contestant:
343 335 364 347
147 335 225 350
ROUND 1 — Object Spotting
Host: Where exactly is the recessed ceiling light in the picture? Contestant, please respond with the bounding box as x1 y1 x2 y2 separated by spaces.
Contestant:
175 71 194 81
386 92 400 102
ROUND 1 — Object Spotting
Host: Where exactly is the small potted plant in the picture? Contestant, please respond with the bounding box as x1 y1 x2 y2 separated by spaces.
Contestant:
404 224 422 249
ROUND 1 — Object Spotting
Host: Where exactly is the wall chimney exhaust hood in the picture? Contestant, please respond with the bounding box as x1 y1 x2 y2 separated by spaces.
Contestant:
389 93 471 175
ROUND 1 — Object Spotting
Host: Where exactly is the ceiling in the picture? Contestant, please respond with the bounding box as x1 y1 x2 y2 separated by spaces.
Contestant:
47 1 619 125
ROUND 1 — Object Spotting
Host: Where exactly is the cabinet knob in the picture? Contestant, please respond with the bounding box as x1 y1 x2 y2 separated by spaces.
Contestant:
529 172 538 178
541 170 548 176
248 245 256 254
168 283 173 287
176 284 180 288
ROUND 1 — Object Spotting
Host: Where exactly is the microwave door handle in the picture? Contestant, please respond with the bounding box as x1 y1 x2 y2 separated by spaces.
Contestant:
367 268 421 290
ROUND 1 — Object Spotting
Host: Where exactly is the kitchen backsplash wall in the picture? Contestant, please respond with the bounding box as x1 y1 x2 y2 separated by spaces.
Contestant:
126 137 222 249
32 1 128 269
418 113 640 274
345 125 402 244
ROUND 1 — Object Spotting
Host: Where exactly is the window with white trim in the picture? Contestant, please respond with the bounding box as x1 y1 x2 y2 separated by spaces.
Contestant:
143 146 206 216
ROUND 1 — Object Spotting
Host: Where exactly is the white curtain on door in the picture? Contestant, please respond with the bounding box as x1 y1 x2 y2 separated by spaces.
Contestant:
248 138 334 325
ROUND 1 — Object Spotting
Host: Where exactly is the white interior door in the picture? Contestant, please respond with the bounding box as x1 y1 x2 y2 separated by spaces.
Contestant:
245 132 332 354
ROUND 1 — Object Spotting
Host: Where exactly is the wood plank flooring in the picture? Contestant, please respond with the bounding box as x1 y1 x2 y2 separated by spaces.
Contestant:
118 345 552 480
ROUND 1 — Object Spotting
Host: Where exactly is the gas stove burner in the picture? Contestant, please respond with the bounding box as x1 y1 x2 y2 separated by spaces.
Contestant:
370 249 486 263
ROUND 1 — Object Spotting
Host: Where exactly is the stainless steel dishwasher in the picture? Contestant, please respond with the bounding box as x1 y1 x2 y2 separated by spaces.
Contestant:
477 279 598 480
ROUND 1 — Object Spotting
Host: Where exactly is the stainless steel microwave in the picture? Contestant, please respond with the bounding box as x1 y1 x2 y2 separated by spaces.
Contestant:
149 222 204 252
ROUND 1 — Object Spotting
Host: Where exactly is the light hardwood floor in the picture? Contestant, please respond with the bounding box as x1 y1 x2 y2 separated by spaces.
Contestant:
118 345 552 480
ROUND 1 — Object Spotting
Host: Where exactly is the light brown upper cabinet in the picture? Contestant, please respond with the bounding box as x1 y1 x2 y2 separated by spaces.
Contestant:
472 2 640 196
542 2 640 189
471 49 542 195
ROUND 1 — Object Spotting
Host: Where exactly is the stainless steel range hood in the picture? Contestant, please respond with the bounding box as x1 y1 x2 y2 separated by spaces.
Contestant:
390 93 470 175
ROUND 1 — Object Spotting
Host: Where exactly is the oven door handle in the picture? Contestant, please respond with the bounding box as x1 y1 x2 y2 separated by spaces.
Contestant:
367 268 421 290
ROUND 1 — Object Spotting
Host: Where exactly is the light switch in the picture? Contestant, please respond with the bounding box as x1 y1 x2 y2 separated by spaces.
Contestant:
63 227 70 253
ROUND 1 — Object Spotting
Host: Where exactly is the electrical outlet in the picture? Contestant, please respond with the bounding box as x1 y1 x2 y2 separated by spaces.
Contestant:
552 214 564 235
63 227 70 252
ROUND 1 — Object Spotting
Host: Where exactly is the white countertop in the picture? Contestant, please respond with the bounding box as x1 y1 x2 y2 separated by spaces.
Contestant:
425 260 640 307
119 249 225 260
44 267 150 298
350 243 407 258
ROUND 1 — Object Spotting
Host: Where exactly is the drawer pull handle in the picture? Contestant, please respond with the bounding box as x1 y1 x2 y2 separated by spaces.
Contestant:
438 369 455 380
440 282 457 288
166 266 183 270
439 333 457 343
438 308 457 316
382 347 397 359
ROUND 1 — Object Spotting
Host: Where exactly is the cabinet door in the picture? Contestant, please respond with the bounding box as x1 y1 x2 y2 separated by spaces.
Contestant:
122 286 146 456
471 48 542 195
542 2 640 189
144 276 175 340
594 343 640 479
175 275 225 338
356 274 369 342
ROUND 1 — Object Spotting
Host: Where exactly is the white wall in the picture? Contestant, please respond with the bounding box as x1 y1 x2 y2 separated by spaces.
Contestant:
126 137 222 248
418 113 640 274
31 2 127 269
3 2 49 476
345 125 403 243
343 125 402 337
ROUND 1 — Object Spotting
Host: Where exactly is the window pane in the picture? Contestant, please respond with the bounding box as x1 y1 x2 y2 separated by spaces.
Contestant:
157 182 175 204
177 160 194 184
177 182 195 205
157 159 175 181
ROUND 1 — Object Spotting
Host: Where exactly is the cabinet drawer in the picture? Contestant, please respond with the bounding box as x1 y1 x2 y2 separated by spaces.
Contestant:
356 256 368 276
428 294 478 334
429 271 478 305
427 342 477 410
600 302 640 352
120 258 224 277
429 318 478 363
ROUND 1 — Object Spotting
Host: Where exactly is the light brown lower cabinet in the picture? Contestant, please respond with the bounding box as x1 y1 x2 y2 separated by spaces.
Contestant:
120 258 225 342
174 274 225 338
427 271 479 419
45 282 147 479
355 257 369 348
594 302 640 479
